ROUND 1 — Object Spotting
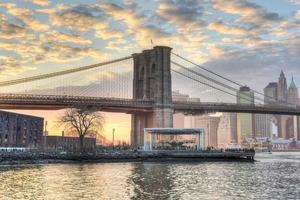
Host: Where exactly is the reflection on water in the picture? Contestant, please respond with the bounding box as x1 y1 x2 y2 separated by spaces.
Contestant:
0 152 299 200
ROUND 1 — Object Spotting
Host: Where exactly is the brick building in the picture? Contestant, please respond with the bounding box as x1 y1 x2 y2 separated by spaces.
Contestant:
44 136 96 152
0 110 44 147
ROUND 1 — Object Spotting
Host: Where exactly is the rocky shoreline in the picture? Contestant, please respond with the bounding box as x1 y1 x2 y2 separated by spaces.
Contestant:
0 151 255 165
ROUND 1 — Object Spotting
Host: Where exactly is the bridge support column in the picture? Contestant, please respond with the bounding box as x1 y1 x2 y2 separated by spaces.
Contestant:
131 108 173 148
131 46 173 148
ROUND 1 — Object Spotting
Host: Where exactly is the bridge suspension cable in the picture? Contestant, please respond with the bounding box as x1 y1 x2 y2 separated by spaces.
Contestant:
0 56 132 87
171 61 265 104
171 69 261 104
172 52 294 106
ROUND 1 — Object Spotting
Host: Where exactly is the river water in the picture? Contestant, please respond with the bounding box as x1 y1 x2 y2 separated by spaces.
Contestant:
0 152 299 200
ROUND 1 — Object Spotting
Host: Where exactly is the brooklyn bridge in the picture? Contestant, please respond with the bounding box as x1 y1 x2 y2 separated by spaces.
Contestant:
0 46 299 146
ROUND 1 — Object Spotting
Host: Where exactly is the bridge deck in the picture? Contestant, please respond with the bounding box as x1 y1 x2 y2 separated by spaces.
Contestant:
173 101 300 115
0 94 300 115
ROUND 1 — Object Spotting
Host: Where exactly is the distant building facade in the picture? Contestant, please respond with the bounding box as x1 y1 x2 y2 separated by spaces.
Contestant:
264 82 278 105
217 113 237 148
173 91 189 128
192 115 220 147
263 72 300 140
254 82 279 138
236 86 255 143
44 136 96 152
254 114 272 138
0 110 44 147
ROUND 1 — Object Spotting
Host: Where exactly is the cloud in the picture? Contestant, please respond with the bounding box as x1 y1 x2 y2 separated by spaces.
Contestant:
0 55 36 77
39 43 106 62
107 38 128 50
25 0 50 6
222 36 263 47
95 29 124 39
289 0 300 4
157 0 206 30
0 3 48 31
50 5 106 31
0 14 28 39
0 41 45 59
211 0 282 27
200 36 300 95
208 20 249 35
295 11 300 20
40 31 92 45
99 2 172 46
48 4 125 40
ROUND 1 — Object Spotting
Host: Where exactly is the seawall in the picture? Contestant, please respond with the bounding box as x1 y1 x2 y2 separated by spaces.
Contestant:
0 151 255 165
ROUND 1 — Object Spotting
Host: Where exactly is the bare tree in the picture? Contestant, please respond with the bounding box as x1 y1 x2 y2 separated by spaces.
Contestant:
58 108 105 153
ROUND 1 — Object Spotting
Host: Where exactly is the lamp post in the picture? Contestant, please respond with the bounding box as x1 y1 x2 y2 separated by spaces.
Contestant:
44 121 48 150
112 128 115 150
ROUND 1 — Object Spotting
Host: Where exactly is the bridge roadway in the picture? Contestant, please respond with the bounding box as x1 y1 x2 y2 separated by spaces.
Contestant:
0 94 300 115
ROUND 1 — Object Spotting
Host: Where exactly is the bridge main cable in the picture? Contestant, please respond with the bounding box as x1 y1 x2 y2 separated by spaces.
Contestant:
171 69 261 104
171 61 265 104
172 52 295 106
0 56 132 87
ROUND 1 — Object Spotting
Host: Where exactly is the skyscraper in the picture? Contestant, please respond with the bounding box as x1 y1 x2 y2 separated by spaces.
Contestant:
254 114 271 138
264 82 277 105
277 70 289 139
287 77 299 105
277 70 288 104
287 77 299 139
237 86 255 143
254 83 278 138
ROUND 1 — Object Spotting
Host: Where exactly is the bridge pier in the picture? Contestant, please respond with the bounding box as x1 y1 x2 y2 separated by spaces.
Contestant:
131 46 173 148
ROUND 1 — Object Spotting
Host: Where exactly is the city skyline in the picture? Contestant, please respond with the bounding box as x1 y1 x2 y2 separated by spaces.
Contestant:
0 0 299 142
0 1 299 199
174 70 300 148
0 0 299 90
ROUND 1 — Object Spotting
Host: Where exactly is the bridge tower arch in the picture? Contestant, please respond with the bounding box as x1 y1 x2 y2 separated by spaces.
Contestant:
131 46 173 147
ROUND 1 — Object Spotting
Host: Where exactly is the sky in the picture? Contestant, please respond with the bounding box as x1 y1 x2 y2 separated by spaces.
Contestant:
0 0 299 143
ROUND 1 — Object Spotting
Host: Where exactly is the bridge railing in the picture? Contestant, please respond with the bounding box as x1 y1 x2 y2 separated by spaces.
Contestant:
0 93 154 106
172 100 300 114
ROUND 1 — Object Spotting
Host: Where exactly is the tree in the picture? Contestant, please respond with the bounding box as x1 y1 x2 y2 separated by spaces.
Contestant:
58 108 105 153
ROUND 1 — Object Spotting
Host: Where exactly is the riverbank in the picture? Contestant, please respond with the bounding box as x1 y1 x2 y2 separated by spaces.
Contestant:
0 151 255 165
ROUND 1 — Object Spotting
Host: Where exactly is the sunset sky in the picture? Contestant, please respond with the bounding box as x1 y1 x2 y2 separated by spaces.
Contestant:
0 0 299 143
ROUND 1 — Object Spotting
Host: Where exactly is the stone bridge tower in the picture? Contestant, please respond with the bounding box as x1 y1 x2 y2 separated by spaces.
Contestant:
131 46 173 147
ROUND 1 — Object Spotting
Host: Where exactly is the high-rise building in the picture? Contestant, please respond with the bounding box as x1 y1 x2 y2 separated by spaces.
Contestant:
263 82 279 138
237 86 255 105
237 86 254 143
287 77 299 139
276 71 289 139
264 82 278 105
254 114 272 138
277 70 288 104
217 113 237 148
254 83 278 138
288 77 299 105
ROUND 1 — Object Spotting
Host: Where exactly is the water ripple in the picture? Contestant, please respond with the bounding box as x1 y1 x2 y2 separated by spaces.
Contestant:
0 152 299 200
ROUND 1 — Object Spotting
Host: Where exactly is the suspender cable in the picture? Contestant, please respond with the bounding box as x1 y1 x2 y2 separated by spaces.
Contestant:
172 69 258 105
172 52 294 106
0 56 132 87
171 61 265 104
